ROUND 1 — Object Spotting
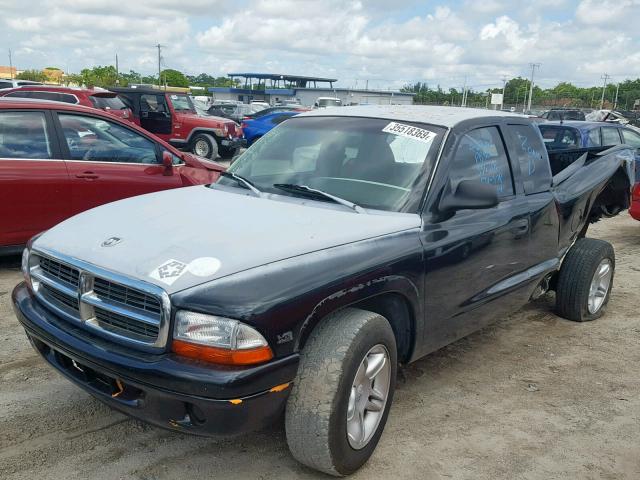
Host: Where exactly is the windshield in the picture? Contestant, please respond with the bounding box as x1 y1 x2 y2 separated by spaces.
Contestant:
168 94 195 112
318 98 342 107
218 116 444 212
89 95 127 110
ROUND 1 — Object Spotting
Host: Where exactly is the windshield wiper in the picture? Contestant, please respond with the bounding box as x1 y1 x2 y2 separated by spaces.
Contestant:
220 171 262 196
273 183 365 213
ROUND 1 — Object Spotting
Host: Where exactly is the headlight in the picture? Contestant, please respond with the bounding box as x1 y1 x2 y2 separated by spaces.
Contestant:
172 310 273 365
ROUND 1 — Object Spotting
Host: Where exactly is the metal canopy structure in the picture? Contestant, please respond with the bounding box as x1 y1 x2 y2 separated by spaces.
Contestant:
227 73 338 89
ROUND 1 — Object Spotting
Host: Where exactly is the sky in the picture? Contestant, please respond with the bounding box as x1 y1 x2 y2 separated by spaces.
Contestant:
2 0 639 91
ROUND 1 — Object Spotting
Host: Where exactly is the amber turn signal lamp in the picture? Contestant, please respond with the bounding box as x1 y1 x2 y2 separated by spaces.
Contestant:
172 339 273 366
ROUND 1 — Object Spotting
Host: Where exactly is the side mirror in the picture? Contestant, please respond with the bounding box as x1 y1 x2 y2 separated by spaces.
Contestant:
439 180 499 212
162 151 173 176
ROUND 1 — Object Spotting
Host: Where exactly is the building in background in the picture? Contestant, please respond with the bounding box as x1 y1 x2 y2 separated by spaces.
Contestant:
0 66 18 78
208 73 414 106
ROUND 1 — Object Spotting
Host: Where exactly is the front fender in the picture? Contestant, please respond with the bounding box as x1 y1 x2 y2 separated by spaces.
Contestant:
171 229 424 359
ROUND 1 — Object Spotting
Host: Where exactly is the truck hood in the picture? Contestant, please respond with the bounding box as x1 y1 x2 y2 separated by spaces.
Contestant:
33 187 420 294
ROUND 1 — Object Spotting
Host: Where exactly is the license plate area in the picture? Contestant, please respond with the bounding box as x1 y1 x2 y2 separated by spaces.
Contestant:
46 343 143 403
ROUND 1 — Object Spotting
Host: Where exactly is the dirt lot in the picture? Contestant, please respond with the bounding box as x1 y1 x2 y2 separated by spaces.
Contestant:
1 215 639 480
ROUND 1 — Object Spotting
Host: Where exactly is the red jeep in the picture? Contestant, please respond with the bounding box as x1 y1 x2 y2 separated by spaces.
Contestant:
0 97 225 253
110 88 244 159
0 86 133 122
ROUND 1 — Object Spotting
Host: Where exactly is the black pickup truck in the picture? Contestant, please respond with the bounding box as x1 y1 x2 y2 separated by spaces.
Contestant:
13 106 634 476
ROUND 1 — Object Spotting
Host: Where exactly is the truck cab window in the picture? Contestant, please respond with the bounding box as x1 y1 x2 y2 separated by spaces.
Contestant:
507 124 551 194
449 126 514 199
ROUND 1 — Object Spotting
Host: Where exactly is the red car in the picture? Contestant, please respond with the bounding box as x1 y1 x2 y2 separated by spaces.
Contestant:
0 86 133 121
0 97 225 253
631 183 640 221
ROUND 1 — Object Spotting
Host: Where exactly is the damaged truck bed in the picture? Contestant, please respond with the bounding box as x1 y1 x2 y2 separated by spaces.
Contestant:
13 106 635 476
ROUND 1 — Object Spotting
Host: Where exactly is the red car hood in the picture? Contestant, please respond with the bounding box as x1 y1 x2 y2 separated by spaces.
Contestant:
184 153 227 172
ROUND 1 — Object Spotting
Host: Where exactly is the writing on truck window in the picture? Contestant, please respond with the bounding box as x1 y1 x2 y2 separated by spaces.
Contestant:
451 126 514 199
516 132 538 176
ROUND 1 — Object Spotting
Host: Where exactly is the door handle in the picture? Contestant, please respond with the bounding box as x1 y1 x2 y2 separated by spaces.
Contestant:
76 171 99 180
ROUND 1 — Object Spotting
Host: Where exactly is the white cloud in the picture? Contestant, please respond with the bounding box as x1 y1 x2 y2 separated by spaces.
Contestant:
2 0 639 89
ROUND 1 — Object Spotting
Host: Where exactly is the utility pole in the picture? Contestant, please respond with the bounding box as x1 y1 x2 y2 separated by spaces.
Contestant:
613 82 619 110
8 49 13 79
600 73 610 109
527 63 540 112
156 44 163 88
115 53 119 85
461 76 468 107
501 76 507 110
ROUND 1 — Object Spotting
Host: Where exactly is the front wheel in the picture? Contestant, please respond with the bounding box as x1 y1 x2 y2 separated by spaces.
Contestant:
285 308 397 476
555 238 615 321
190 133 219 160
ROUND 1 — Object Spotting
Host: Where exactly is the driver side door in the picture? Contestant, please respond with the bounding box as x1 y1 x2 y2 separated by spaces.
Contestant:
139 94 172 138
419 124 532 354
54 111 183 215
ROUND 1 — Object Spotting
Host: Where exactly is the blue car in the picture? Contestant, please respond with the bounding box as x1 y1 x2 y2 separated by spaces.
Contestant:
241 111 299 145
538 121 640 182
538 121 640 150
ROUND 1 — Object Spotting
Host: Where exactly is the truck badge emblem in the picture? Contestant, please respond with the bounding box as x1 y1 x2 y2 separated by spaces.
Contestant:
101 237 123 247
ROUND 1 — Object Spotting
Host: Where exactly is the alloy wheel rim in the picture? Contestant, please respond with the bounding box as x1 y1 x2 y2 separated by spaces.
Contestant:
588 258 612 314
346 344 391 450
194 140 210 157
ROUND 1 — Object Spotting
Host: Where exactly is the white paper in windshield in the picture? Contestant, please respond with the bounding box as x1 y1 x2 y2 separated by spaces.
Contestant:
382 122 437 144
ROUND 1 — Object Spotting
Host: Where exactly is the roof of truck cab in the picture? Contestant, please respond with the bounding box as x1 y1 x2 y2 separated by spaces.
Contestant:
298 105 525 128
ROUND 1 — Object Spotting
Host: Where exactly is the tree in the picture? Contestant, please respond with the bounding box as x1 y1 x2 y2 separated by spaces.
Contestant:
16 69 48 82
160 69 189 88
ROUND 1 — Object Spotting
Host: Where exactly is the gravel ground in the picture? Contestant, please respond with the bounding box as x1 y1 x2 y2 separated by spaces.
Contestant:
1 214 639 479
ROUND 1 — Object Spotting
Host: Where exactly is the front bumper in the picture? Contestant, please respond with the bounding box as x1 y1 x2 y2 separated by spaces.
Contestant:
12 282 299 436
221 137 247 149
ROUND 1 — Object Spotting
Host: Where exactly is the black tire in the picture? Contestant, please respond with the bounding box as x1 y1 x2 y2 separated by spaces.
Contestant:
219 145 237 159
556 238 615 322
190 133 219 160
285 308 397 476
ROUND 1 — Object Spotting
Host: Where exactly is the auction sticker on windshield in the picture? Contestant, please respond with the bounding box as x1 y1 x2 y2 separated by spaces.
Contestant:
382 122 437 144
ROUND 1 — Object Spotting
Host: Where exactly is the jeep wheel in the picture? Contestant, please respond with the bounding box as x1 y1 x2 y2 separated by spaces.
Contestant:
190 133 219 160
555 238 615 322
285 308 397 476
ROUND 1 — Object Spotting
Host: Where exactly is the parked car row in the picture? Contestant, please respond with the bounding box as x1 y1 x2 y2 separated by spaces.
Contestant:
0 97 224 253
0 86 245 160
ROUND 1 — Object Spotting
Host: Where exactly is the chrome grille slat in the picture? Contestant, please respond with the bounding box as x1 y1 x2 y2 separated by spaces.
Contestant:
30 252 169 350
41 284 80 312
39 256 80 288
93 278 161 315
94 307 159 340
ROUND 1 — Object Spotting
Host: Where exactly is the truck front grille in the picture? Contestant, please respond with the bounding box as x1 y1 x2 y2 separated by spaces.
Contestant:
29 252 169 350
93 278 162 316
39 256 80 288
94 307 160 341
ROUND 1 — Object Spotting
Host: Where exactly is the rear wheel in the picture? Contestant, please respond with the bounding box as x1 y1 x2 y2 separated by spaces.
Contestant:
555 238 615 321
190 133 219 160
285 308 397 476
